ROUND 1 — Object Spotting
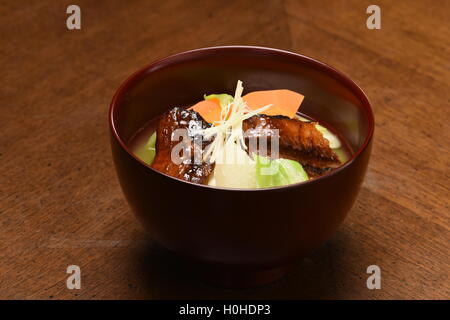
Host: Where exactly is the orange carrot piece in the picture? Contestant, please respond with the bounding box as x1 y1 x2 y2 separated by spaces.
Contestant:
243 89 304 118
191 89 304 124
191 99 222 124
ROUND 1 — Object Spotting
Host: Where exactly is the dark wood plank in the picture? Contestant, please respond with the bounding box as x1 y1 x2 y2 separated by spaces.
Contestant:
0 0 448 299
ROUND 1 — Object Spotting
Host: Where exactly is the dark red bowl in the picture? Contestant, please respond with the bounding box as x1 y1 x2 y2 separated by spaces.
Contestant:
109 46 374 288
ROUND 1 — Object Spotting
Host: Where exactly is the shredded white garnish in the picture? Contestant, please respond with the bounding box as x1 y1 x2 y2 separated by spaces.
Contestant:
201 80 272 164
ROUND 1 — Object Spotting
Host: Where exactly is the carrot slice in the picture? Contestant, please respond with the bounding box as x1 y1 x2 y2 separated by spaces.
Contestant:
191 99 222 124
243 89 304 118
191 89 304 124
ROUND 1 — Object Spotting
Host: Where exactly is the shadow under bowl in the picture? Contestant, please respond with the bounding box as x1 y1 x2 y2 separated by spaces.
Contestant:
109 46 374 288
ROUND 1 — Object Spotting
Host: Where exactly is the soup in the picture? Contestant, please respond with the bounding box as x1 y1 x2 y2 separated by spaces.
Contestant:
129 81 351 189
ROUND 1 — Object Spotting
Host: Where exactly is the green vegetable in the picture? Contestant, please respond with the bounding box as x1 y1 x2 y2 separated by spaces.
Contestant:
204 93 234 107
255 154 308 188
134 132 156 165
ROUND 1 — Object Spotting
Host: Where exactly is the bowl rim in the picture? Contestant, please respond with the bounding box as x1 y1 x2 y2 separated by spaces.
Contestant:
109 45 374 191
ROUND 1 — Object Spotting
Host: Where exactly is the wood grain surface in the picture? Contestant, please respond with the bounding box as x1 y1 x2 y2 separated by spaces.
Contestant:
0 0 449 299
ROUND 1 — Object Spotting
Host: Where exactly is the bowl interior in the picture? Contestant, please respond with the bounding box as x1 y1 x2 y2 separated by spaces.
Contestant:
111 46 372 159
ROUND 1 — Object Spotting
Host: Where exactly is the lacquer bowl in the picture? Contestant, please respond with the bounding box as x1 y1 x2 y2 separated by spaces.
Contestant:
109 46 374 288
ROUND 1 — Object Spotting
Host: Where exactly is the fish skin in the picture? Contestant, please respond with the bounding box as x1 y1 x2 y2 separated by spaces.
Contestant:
151 107 214 184
243 115 340 175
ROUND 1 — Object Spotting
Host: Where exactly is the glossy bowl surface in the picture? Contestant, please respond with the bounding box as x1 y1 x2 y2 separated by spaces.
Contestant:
109 46 374 287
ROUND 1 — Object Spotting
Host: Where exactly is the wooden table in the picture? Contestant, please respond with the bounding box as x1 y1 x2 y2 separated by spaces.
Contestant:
1 0 448 299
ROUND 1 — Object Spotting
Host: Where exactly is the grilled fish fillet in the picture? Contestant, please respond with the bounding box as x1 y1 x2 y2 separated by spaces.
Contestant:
152 108 341 183
151 107 214 184
243 115 340 177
